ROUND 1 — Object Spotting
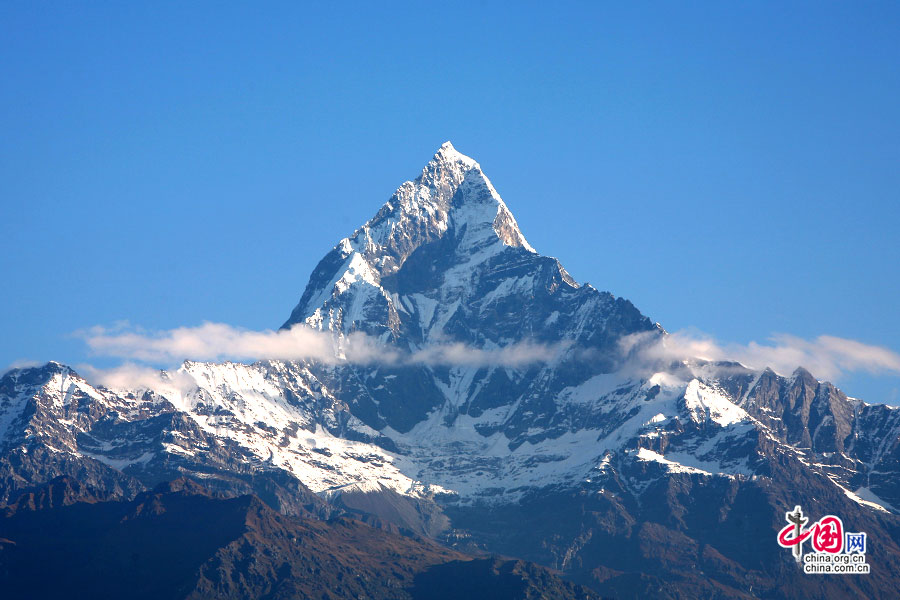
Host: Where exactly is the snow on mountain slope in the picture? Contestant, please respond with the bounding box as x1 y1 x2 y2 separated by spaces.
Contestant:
0 358 760 502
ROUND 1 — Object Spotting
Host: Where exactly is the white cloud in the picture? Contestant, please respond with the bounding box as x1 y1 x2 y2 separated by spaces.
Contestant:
1 359 44 377
78 322 560 369
76 362 198 400
622 330 900 381
80 322 387 365
78 320 900 386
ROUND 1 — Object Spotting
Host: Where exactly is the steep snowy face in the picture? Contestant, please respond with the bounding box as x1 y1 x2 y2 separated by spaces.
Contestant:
283 142 538 335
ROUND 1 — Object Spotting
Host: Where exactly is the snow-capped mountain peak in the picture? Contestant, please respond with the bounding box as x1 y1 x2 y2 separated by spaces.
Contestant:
432 140 478 170
283 143 537 332
419 141 533 252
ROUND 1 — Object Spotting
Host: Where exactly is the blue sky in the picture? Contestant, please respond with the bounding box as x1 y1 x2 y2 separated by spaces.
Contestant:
1 2 898 402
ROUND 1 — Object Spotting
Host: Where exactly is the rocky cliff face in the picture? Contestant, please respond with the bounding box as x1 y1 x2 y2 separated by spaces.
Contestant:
2 143 899 597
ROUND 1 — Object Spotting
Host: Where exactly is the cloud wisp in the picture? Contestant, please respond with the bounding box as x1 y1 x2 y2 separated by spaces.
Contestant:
79 322 564 369
76 362 200 400
80 322 390 365
77 322 900 388
622 330 900 382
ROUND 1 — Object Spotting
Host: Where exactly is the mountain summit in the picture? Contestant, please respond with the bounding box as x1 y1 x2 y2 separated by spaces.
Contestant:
283 142 540 333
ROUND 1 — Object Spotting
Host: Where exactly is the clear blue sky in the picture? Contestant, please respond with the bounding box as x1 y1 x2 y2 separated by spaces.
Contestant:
2 2 898 402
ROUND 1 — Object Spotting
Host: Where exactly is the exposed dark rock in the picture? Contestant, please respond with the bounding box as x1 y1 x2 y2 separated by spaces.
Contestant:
0 479 597 600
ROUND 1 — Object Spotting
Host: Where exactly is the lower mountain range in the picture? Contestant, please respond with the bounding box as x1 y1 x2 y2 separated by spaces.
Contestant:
2 143 898 598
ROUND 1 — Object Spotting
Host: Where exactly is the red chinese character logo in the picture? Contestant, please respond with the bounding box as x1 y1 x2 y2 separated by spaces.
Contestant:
811 516 844 554
776 507 846 561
